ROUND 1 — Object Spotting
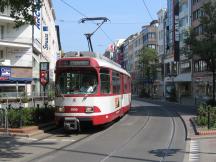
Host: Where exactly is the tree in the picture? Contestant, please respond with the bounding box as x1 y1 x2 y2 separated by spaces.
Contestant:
138 47 158 96
0 0 41 28
184 1 216 105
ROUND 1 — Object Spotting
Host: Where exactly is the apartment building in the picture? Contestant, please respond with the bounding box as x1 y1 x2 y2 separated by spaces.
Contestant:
0 0 61 97
163 0 179 100
173 0 192 101
191 0 212 99
156 9 167 97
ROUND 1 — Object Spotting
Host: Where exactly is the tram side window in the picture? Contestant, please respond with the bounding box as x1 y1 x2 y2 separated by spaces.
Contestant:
112 71 120 94
124 75 128 93
100 68 110 94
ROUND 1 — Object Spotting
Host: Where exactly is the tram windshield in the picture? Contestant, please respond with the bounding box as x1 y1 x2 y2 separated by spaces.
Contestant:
56 70 98 95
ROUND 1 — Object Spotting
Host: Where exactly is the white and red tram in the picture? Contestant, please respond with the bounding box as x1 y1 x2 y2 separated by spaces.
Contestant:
55 52 131 131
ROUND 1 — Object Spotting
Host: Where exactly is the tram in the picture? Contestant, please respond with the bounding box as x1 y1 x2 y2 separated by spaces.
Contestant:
55 52 131 131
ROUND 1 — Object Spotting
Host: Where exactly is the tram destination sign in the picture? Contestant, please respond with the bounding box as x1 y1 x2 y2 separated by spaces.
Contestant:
61 60 90 67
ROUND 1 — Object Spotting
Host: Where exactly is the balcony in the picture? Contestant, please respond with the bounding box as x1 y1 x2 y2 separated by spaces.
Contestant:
0 8 14 23
0 39 31 48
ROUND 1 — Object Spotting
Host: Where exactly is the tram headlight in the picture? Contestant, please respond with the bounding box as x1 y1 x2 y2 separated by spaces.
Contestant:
56 106 65 113
85 106 94 113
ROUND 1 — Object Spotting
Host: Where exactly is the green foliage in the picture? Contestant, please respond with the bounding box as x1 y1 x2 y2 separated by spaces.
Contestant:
138 47 158 81
196 104 216 128
20 92 29 103
139 88 150 98
0 0 41 28
48 90 55 101
7 107 55 128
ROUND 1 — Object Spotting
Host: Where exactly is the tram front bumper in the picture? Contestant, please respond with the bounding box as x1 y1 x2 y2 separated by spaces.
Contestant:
64 117 80 131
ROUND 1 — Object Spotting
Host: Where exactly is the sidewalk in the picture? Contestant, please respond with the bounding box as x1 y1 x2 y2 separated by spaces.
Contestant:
134 96 216 162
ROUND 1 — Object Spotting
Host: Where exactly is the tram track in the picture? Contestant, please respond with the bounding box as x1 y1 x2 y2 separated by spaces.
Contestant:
158 107 176 162
100 109 151 162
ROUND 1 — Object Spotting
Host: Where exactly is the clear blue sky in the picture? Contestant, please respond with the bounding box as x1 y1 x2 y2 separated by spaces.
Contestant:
52 0 167 54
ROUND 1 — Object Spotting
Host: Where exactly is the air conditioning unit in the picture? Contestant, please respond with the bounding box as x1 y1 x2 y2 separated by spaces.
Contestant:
0 59 11 66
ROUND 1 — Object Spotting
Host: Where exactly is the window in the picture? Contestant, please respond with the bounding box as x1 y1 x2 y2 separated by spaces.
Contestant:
112 71 120 94
57 69 98 95
192 0 200 5
0 26 4 39
193 9 204 21
100 68 111 94
123 75 128 93
194 60 209 72
148 32 156 39
194 25 203 35
147 44 156 49
180 62 191 73
0 50 4 59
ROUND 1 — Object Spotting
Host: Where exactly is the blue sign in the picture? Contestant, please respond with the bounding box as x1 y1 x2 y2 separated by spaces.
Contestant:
35 10 41 30
43 26 48 31
43 33 49 50
0 67 11 77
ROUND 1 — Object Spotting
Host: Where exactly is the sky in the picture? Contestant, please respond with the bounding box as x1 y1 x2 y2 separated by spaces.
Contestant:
52 0 167 54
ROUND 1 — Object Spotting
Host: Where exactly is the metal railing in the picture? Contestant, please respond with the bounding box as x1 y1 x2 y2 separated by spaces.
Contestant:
0 92 49 99
0 106 9 136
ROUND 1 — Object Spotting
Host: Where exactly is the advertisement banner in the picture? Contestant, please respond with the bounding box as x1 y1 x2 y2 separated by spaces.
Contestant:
0 67 10 80
43 26 49 51
33 3 41 53
40 62 49 86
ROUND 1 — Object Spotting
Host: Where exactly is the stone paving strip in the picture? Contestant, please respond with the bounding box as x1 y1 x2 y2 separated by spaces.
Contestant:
16 136 77 143
189 140 199 161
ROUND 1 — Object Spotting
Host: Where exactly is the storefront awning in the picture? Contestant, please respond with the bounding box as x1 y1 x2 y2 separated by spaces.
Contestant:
174 73 192 82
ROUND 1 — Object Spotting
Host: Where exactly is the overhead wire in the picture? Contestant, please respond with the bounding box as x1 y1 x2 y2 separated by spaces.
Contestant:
141 0 154 20
59 0 115 44
57 19 148 25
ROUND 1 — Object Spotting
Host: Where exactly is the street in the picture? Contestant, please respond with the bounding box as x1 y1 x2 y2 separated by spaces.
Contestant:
0 99 187 162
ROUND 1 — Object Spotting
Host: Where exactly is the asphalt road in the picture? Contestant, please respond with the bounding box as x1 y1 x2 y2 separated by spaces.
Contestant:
0 99 187 162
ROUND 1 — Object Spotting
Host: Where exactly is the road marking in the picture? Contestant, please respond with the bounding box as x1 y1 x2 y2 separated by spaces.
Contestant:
189 140 199 161
42 139 57 142
16 137 76 143
61 139 76 142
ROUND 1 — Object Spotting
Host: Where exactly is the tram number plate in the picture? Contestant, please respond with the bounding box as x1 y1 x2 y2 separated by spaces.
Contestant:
65 117 76 121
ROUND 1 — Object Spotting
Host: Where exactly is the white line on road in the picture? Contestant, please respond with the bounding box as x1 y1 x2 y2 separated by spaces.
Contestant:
42 139 57 142
61 139 76 142
189 140 199 161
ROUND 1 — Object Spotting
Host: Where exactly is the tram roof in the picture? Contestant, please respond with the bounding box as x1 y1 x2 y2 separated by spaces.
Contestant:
93 56 130 77
61 51 131 77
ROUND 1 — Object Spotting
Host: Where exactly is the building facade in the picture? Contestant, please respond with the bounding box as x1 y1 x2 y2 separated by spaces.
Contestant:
174 0 192 101
0 0 61 97
191 0 212 100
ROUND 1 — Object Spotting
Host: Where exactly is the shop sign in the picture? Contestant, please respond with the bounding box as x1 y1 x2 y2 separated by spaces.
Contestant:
35 10 41 30
0 67 10 80
40 62 49 86
43 26 49 50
